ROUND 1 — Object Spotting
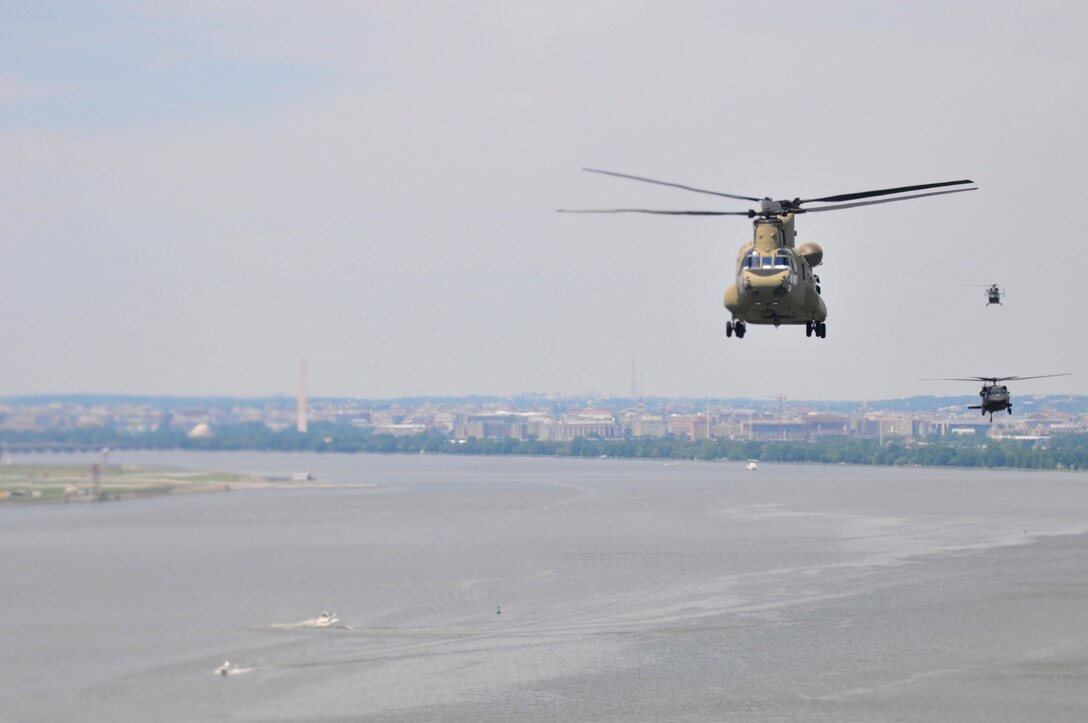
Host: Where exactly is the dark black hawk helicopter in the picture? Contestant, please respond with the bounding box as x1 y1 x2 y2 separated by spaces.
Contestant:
927 374 1071 421
964 284 1004 306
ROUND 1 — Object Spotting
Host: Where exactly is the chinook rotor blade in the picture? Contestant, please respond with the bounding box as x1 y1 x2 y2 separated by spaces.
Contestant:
795 187 976 214
557 208 754 216
582 168 762 202
801 179 975 204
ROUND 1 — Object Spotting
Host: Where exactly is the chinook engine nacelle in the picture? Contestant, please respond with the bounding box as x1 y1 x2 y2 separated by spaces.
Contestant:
798 241 823 268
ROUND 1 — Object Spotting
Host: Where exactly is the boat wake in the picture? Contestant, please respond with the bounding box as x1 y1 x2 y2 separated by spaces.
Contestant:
265 611 354 630
215 661 256 676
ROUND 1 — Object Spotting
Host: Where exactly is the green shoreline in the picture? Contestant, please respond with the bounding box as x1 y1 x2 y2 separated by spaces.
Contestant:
0 465 259 506
0 464 384 506
6 425 1088 471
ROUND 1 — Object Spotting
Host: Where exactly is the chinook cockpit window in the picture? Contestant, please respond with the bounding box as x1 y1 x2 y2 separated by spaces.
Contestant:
742 250 793 270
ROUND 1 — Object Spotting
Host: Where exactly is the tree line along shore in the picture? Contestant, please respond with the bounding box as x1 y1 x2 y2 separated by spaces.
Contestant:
5 423 1088 471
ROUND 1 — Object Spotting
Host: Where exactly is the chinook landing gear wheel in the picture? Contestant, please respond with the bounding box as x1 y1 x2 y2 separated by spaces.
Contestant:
815 321 826 338
734 321 746 339
726 321 733 337
805 321 813 337
1008 405 1013 415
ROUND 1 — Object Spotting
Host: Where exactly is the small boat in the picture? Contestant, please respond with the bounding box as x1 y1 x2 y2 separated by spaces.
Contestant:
314 611 339 627
215 660 255 676
745 460 759 471
268 611 349 630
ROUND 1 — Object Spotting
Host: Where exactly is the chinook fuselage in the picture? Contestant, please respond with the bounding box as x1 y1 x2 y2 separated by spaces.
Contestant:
723 214 827 338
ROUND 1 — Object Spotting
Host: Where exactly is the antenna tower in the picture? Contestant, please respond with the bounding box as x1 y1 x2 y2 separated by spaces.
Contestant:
297 358 308 434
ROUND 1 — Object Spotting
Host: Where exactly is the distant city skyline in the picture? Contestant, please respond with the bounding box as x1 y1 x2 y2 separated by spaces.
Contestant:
5 393 1088 452
3 3 1087 400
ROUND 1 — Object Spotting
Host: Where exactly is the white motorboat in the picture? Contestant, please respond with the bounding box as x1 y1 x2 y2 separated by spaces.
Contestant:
267 611 348 630
745 460 759 471
314 611 339 627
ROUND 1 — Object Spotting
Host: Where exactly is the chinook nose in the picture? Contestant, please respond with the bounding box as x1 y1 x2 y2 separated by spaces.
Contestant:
742 268 789 294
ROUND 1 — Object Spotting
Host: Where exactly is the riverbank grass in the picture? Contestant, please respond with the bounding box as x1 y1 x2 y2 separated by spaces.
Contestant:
0 464 259 505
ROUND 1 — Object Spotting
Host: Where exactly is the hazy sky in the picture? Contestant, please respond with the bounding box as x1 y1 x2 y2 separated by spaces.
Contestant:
3 1 1087 400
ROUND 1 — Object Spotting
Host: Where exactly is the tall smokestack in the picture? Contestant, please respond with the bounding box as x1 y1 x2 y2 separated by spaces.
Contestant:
297 358 308 434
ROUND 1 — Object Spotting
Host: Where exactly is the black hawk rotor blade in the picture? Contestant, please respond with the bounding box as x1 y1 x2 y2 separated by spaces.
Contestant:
923 373 1071 383
999 373 1072 382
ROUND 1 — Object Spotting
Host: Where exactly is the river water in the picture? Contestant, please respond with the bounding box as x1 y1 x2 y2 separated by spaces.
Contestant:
3 451 1088 722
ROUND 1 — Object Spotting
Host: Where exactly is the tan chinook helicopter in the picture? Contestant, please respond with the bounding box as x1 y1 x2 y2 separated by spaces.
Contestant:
560 169 976 339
